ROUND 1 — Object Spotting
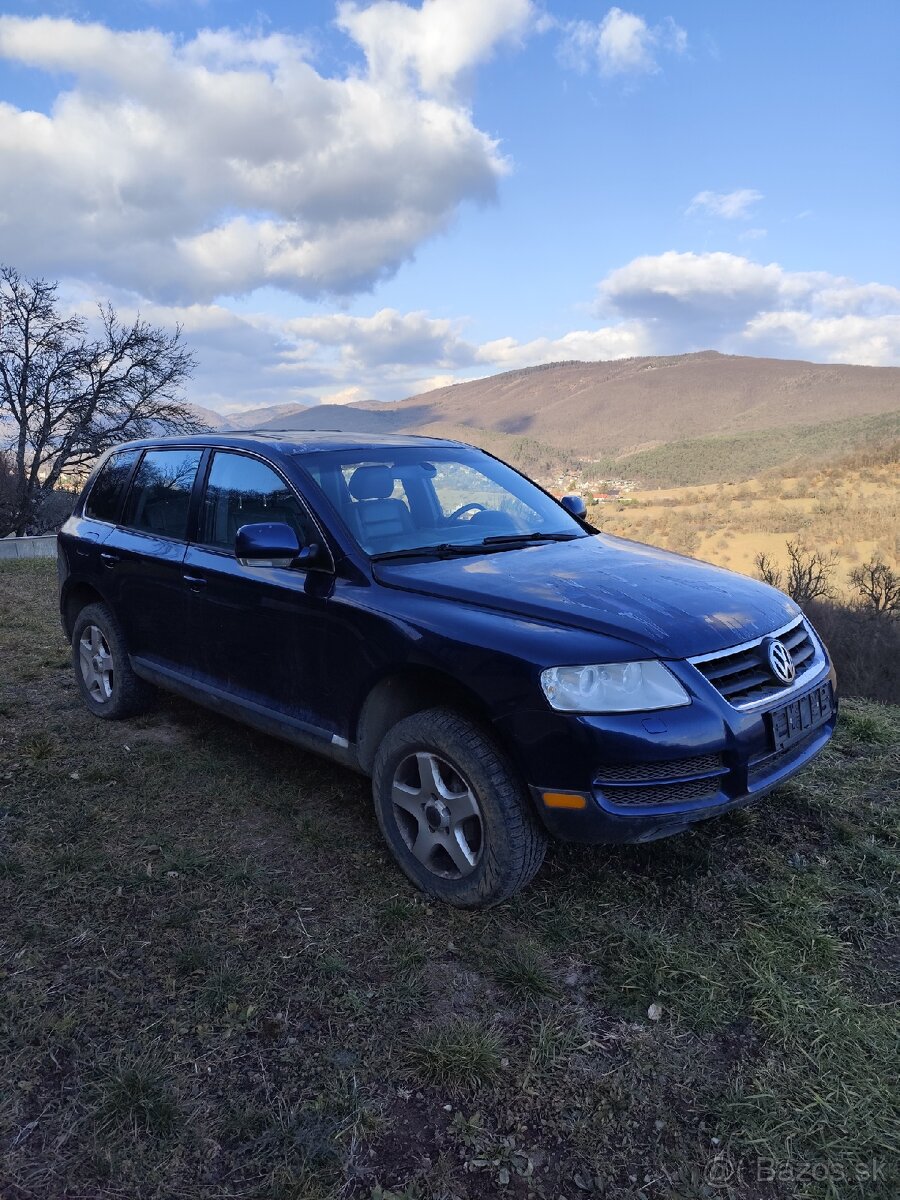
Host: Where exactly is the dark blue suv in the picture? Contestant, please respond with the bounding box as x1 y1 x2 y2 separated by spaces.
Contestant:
58 431 837 907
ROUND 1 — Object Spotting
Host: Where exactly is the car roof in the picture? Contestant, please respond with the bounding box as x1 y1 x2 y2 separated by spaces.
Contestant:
114 429 471 456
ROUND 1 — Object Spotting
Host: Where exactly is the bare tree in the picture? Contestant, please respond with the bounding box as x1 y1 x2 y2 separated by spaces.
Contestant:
850 557 900 618
756 542 838 606
784 540 838 608
0 449 16 534
0 265 201 536
754 551 783 590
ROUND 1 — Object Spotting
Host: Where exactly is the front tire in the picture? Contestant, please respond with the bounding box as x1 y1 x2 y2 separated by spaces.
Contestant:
72 602 153 720
371 708 547 908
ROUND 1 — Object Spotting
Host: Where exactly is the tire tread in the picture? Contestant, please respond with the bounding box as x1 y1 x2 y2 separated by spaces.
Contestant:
72 602 153 720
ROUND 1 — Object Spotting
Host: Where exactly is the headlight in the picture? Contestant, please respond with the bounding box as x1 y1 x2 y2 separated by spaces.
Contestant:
540 661 690 714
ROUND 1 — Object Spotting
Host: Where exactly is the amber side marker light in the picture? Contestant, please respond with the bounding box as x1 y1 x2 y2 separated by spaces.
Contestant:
542 791 587 810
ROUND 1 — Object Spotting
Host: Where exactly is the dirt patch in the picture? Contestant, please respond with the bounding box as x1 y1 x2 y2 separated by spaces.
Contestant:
424 960 500 1023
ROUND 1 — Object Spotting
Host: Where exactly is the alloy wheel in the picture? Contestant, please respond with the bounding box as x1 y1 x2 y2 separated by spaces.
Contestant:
78 624 114 703
391 751 484 879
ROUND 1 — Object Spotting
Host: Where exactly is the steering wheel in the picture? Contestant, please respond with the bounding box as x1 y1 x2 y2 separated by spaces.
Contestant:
448 502 487 522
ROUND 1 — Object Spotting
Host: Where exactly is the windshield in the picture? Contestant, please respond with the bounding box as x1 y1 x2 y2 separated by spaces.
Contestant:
299 446 587 557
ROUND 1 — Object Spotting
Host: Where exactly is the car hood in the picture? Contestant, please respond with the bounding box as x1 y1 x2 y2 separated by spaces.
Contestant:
373 533 800 659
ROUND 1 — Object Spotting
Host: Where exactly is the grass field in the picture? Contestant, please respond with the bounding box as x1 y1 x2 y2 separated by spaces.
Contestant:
2 560 898 1200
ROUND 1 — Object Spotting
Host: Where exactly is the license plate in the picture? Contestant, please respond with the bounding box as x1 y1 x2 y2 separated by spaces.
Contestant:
770 683 833 752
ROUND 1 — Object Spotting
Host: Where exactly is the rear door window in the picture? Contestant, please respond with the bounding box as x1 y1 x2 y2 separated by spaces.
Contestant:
83 449 140 523
198 451 317 551
121 449 203 541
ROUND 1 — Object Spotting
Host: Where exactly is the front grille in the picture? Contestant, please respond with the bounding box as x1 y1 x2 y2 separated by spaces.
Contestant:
598 777 723 809
596 753 724 783
690 617 819 708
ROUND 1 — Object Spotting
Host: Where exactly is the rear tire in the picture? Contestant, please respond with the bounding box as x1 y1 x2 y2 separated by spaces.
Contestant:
372 707 547 908
72 602 153 720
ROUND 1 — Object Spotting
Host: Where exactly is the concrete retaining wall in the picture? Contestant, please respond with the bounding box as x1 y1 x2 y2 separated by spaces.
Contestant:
0 535 57 560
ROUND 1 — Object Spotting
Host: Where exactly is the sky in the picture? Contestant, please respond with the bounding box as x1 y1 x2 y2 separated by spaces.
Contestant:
0 0 898 413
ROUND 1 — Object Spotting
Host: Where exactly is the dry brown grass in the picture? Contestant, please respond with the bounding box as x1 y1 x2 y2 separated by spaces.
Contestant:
600 461 899 600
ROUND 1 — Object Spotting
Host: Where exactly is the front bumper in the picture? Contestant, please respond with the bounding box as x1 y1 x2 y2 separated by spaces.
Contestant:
499 656 838 846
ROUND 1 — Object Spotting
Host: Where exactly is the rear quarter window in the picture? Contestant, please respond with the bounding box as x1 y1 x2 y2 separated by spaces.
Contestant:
83 450 140 523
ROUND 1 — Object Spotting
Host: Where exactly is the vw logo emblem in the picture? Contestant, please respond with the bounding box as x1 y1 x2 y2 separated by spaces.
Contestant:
766 639 796 685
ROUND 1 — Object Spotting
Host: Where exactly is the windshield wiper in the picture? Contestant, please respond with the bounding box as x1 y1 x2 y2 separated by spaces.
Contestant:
480 531 582 545
372 531 582 562
372 543 490 561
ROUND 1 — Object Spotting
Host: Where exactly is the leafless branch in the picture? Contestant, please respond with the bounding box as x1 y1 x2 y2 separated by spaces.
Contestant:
850 558 900 618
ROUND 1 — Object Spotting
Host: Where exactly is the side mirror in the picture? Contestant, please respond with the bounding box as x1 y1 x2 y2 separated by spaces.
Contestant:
560 494 587 520
235 522 302 567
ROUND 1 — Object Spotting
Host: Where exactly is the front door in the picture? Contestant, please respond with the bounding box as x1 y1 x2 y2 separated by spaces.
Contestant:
182 450 338 738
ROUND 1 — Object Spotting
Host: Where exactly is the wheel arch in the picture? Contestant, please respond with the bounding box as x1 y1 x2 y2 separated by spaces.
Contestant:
354 667 517 776
61 580 107 640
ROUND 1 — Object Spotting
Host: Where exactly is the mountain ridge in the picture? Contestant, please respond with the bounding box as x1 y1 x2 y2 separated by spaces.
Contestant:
359 351 900 454
191 351 900 484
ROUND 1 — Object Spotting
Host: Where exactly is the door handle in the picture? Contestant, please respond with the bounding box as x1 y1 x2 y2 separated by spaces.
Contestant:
100 551 120 568
182 574 207 591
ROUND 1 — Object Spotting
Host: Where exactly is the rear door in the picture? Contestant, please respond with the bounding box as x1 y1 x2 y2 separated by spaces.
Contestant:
59 447 141 582
182 449 338 736
102 447 204 668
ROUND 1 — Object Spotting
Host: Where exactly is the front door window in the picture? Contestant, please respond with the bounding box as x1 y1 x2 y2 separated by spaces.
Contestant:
199 452 316 551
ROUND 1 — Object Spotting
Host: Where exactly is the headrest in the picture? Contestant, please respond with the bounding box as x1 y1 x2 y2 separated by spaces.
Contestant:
348 465 395 501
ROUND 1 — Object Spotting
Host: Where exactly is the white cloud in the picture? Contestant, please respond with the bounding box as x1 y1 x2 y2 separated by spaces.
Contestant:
282 309 477 370
687 189 763 219
475 323 650 369
502 258 900 366
115 300 324 411
742 311 900 366
99 299 478 409
598 250 900 365
414 373 459 394
601 250 798 322
560 7 687 77
270 310 650 389
336 0 535 96
0 11 524 303
814 281 900 315
320 385 372 406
